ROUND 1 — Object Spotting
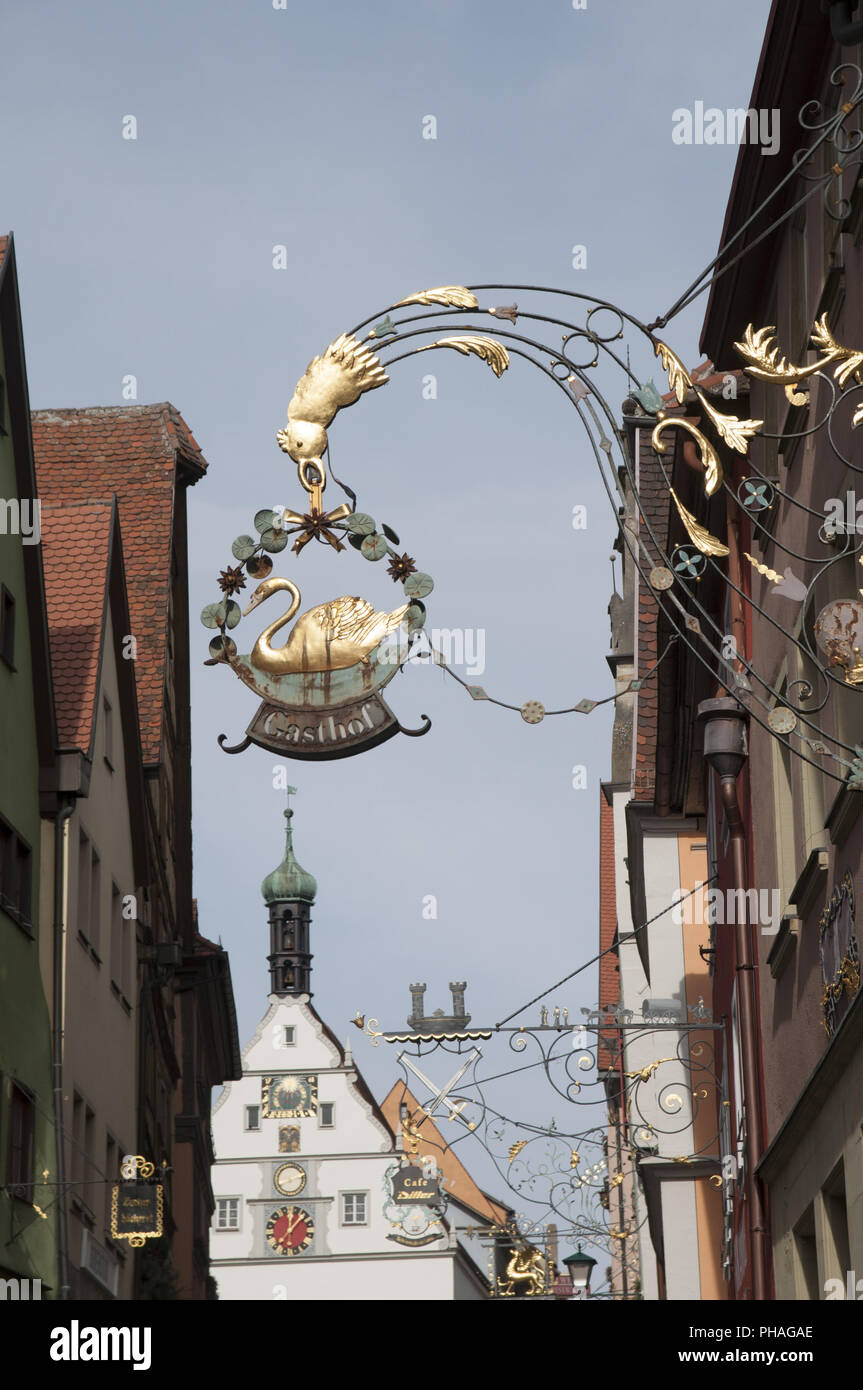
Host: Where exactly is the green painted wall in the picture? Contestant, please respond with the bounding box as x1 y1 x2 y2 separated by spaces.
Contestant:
0 328 58 1296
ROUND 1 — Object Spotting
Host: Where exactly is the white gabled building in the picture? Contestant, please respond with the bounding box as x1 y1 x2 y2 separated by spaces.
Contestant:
210 804 500 1301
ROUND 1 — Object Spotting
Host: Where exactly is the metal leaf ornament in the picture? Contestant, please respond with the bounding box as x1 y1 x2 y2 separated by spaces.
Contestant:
652 416 724 497
733 325 813 383
669 489 729 557
733 316 863 386
395 285 479 309
655 341 691 405
417 335 510 378
696 393 763 455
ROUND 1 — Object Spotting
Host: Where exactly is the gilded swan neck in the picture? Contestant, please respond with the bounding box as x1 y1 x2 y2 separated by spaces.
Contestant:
255 581 301 661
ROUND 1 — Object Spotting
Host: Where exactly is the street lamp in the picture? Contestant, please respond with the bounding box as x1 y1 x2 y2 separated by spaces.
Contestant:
563 1246 597 1299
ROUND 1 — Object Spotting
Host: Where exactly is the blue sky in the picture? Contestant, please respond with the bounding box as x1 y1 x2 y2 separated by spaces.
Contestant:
3 0 773 1258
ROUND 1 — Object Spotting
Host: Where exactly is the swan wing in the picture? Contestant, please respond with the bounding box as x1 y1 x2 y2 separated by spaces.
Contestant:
322 596 408 644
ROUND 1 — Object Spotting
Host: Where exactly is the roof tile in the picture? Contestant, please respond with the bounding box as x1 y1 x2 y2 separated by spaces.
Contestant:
32 404 208 763
41 501 112 752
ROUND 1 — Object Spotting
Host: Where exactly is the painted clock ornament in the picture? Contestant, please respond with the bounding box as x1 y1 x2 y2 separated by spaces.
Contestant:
266 1205 315 1256
261 1074 318 1119
274 1162 307 1197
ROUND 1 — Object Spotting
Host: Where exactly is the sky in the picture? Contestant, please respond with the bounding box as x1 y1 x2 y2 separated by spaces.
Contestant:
2 0 773 1267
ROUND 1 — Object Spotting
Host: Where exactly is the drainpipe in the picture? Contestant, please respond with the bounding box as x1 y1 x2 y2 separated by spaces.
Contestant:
52 795 75 1301
696 698 769 1301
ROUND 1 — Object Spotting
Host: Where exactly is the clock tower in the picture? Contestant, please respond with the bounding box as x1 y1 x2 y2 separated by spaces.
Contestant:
210 798 508 1299
261 799 318 998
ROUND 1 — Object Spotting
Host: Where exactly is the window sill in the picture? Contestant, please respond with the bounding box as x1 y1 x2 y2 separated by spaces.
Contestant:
77 930 101 965
825 779 863 848
110 981 132 1014
71 1195 96 1228
767 914 801 980
789 848 829 918
0 896 34 938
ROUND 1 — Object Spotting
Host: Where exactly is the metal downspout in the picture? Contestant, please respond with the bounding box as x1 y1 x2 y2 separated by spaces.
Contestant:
52 796 75 1301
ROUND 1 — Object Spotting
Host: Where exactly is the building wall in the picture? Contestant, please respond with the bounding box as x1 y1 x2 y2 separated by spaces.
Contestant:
213 1253 458 1302
697 9 863 1299
211 995 486 1300
59 606 139 1299
0 325 57 1294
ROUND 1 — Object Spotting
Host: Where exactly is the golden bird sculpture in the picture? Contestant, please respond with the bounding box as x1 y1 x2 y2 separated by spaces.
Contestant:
242 576 409 675
624 1058 674 1084
276 333 388 488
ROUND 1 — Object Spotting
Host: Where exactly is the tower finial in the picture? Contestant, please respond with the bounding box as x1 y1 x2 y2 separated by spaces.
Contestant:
263 792 317 999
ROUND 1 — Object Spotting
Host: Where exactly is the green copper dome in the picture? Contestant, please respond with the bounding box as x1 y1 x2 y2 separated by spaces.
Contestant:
261 809 317 905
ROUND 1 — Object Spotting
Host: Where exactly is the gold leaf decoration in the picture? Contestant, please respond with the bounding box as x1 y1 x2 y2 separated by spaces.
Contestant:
744 551 782 584
395 285 479 309
853 403 863 430
508 1140 528 1164
655 340 691 405
733 325 811 383
652 416 724 496
785 383 810 407
734 316 863 387
696 392 763 456
811 314 863 386
669 488 730 557
417 334 510 378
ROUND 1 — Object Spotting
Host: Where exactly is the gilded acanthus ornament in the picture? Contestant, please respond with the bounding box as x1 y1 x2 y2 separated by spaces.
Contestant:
735 315 863 388
417 334 510 378
652 340 762 497
669 489 730 558
394 285 479 309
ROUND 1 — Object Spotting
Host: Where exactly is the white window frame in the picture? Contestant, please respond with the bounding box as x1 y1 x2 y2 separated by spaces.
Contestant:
318 1102 335 1129
245 1104 261 1131
340 1191 368 1226
215 1197 241 1231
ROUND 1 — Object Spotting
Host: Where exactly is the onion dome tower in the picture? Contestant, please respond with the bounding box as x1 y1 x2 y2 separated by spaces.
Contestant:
261 796 318 998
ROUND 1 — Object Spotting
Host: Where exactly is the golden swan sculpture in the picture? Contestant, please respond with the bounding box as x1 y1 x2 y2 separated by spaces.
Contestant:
241 576 409 674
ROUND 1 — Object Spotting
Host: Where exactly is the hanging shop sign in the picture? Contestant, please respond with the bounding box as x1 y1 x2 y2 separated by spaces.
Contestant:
383 1155 447 1247
110 1156 164 1248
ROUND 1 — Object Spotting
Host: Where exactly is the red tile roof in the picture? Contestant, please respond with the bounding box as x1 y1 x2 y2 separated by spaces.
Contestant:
661 359 747 405
32 405 208 763
41 500 113 752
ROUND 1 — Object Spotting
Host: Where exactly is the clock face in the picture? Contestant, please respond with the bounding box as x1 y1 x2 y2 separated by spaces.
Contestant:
274 1162 306 1197
266 1205 314 1255
262 1074 317 1119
